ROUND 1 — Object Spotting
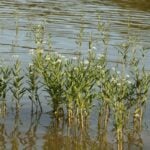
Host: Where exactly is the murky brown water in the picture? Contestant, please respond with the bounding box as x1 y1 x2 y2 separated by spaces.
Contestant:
0 0 150 149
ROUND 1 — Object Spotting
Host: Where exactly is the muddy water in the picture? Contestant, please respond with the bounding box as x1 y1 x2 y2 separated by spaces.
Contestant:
0 0 150 149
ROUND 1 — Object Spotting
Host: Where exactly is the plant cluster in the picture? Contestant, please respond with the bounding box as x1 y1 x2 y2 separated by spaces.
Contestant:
0 23 150 150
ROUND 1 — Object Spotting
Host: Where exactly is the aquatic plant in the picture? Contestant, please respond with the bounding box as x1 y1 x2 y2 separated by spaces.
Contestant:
0 20 149 149
130 48 150 135
0 66 11 99
0 66 11 115
10 60 26 111
75 23 84 54
26 63 42 113
32 24 45 51
41 53 65 115
64 50 98 127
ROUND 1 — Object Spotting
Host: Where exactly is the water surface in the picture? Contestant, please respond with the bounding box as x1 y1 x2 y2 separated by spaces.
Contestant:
0 0 150 149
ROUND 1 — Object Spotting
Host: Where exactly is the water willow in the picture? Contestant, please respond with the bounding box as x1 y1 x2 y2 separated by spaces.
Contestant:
0 66 11 115
130 56 150 134
0 22 149 149
40 53 65 115
26 63 42 113
75 23 84 54
10 60 26 111
32 24 45 50
112 75 135 150
64 58 96 127
0 66 11 99
97 68 110 131
94 50 110 132
97 66 134 150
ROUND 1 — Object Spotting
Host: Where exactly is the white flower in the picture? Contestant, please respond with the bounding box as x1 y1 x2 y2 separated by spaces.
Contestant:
56 59 62 63
29 63 33 67
12 55 19 59
84 60 89 65
38 24 42 28
64 58 68 62
42 41 46 44
53 52 59 56
72 56 78 60
111 77 116 82
117 83 121 86
88 49 92 52
102 70 105 74
122 43 127 47
127 80 132 84
111 67 116 71
92 46 97 50
122 78 126 81
52 62 56 65
29 49 34 55
39 49 44 53
54 52 58 55
126 74 130 78
60 55 65 58
37 41 41 45
74 67 78 71
134 113 140 118
57 54 62 58
97 65 102 69
84 66 87 69
98 54 104 58
117 71 121 74
45 56 50 61
37 48 43 54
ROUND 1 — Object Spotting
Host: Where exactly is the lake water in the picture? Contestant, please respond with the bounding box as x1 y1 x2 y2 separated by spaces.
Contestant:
0 0 150 149
0 0 150 64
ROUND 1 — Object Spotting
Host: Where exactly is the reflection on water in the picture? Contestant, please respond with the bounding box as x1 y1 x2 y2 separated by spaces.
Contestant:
0 0 150 149
1 108 147 150
111 0 150 11
0 0 149 58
